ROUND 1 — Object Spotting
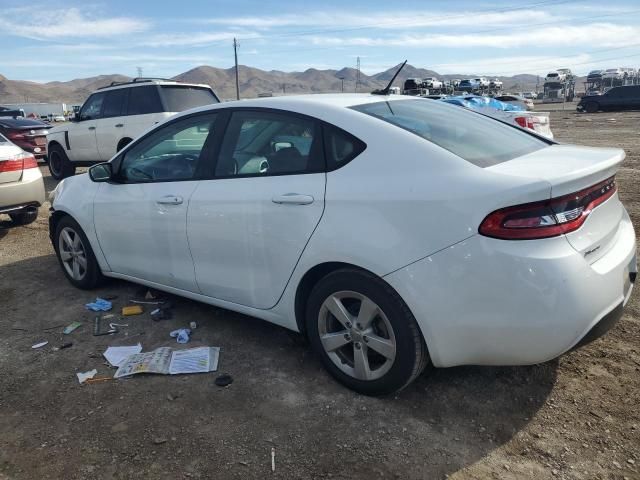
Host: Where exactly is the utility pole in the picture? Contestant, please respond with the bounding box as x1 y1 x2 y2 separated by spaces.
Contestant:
233 38 240 100
356 57 361 92
136 66 143 78
338 76 345 92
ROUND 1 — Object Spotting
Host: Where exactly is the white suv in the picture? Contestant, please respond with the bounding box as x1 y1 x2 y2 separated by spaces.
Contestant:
46 78 219 179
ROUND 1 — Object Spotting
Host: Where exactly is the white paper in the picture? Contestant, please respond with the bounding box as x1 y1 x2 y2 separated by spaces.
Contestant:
169 347 210 374
103 344 142 367
77 369 97 384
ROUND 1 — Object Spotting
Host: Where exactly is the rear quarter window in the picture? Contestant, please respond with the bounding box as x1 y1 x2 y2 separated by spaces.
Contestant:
351 99 548 167
160 86 219 112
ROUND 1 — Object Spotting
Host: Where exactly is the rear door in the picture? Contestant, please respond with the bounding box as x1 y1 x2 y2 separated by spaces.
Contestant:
122 85 172 142
96 87 128 161
187 109 326 309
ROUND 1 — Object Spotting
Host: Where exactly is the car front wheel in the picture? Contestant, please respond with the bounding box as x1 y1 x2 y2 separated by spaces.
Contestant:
306 269 429 395
584 101 599 113
48 144 75 180
54 216 104 289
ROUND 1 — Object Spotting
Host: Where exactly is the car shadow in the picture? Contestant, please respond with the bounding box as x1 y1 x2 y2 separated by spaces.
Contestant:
1 253 557 479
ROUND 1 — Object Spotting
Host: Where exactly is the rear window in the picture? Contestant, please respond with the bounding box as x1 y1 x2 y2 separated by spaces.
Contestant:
0 133 8 143
351 99 547 167
160 86 219 112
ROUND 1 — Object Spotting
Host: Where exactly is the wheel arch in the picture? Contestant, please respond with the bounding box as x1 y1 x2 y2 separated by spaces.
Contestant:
293 261 424 341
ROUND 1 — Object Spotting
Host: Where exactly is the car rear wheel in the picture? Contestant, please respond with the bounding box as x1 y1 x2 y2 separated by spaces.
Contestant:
9 208 38 226
306 269 429 395
48 144 75 180
54 216 104 289
584 101 599 113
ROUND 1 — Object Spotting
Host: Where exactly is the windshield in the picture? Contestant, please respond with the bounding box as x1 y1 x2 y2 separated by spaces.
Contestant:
160 86 219 112
351 99 548 167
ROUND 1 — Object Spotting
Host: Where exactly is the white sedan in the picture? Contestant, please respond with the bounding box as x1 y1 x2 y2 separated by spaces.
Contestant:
49 94 636 395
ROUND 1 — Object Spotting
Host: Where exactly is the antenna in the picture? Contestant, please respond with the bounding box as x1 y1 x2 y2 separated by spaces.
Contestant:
371 60 407 95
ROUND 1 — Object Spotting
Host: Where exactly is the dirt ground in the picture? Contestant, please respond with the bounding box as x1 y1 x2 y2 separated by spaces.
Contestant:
1 103 639 480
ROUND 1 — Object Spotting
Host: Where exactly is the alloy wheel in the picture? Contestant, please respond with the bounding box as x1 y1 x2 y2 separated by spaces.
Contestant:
318 291 396 381
58 226 87 281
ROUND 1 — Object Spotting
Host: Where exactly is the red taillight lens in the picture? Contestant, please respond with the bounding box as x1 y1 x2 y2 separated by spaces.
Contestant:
0 152 37 173
479 176 617 240
6 131 25 140
514 116 536 129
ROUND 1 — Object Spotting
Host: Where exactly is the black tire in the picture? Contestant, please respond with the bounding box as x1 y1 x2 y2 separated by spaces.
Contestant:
306 268 429 396
48 144 75 180
584 101 599 113
53 215 104 289
9 208 38 225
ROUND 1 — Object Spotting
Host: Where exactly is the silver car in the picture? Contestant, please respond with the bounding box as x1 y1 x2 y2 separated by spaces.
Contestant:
0 133 45 225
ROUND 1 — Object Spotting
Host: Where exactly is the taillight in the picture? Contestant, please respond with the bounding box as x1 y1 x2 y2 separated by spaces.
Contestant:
6 131 25 140
0 151 37 173
479 176 617 240
514 116 539 130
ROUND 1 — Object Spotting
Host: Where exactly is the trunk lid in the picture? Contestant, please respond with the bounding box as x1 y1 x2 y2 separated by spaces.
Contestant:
488 144 626 263
0 142 25 184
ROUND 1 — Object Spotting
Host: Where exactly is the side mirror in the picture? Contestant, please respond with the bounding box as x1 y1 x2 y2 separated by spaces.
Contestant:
89 163 113 182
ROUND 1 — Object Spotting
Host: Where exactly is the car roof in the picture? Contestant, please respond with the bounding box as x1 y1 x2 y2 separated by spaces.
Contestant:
96 80 211 93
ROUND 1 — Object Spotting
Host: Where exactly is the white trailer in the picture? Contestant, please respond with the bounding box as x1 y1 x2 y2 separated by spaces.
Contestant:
0 103 68 119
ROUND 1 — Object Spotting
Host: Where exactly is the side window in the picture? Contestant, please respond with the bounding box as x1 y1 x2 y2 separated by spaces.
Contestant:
79 93 105 120
324 125 366 170
102 89 127 118
119 114 217 183
215 111 323 177
127 86 163 116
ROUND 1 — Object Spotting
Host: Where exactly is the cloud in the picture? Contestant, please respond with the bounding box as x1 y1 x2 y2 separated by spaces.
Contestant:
198 9 558 30
141 32 259 47
309 23 640 49
429 54 593 76
0 7 149 39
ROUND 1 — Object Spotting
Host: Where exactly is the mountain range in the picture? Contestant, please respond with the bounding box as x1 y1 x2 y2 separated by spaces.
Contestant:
0 63 551 105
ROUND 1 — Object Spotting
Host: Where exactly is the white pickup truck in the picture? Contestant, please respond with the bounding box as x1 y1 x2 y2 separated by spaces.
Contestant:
46 78 219 179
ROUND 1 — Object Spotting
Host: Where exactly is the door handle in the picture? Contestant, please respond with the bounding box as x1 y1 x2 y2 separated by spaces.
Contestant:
88 126 96 130
156 195 183 205
272 193 314 205
115 123 124 128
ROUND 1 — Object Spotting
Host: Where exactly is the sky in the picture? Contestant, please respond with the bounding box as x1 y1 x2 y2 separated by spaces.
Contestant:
2 0 640 82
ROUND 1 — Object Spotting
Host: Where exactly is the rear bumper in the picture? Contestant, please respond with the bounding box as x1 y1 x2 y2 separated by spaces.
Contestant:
0 168 45 212
384 209 636 367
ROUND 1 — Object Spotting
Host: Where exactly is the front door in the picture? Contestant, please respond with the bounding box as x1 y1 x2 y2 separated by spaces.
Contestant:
68 92 104 161
188 109 326 309
93 112 218 291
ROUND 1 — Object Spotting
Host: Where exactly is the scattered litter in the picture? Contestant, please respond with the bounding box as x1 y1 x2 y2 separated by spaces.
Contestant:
93 316 118 336
170 328 191 344
63 321 83 334
103 295 119 301
85 298 113 312
54 342 73 351
215 373 233 387
122 305 144 316
31 341 48 349
103 344 143 367
271 447 276 472
77 369 98 384
42 324 65 331
109 323 129 329
11 327 29 332
84 376 114 384
189 321 197 330
150 304 173 321
114 346 219 378
131 299 165 305
153 437 168 445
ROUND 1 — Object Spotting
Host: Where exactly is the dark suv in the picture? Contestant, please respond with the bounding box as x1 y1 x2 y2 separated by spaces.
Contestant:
577 85 640 113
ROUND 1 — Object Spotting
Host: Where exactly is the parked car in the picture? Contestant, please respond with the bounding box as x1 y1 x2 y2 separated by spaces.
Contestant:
521 92 536 99
474 77 490 88
458 79 478 92
443 95 553 139
52 115 66 122
489 79 503 89
495 94 534 111
48 93 634 395
587 70 603 81
46 78 220 180
0 106 25 118
422 77 443 89
577 85 640 112
0 133 45 225
603 68 623 79
0 117 50 160
545 71 566 83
